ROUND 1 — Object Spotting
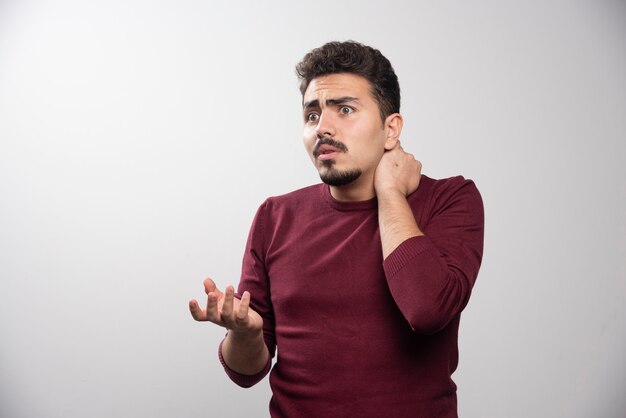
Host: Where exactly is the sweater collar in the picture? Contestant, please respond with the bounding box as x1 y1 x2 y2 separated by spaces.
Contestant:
320 184 378 212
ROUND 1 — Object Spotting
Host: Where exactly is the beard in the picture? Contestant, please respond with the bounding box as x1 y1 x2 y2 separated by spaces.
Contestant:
318 161 362 186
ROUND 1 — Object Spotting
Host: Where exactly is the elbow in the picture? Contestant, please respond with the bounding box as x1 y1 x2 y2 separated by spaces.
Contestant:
233 378 263 389
404 304 455 335
397 282 471 335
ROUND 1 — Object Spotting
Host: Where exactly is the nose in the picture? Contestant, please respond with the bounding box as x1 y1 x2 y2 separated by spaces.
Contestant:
315 111 336 138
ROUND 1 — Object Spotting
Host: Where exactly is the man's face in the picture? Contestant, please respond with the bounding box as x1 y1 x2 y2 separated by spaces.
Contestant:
302 73 389 189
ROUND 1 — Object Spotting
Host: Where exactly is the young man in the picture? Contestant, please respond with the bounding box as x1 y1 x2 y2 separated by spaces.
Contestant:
189 41 484 417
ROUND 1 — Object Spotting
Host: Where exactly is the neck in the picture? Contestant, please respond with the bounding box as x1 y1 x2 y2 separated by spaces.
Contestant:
329 175 376 202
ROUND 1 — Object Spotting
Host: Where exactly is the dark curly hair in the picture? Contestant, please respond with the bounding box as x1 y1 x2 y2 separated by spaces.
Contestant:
295 41 400 123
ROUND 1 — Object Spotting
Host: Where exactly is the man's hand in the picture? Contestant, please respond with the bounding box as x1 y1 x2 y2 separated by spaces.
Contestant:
189 278 263 337
189 278 269 376
374 141 422 197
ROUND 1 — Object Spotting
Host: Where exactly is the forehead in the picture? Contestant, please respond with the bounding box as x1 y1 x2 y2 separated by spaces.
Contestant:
303 73 374 103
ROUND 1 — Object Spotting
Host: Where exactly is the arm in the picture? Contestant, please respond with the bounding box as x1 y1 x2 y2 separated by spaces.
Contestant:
377 188 424 258
189 200 276 387
374 141 423 258
374 144 484 334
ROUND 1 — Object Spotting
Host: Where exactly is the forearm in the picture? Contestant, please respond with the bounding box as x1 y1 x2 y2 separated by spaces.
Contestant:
221 328 270 375
378 188 423 259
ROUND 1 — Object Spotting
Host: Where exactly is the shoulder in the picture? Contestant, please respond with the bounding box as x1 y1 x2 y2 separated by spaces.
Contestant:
253 184 325 224
422 174 479 191
412 174 483 218
262 183 323 209
419 174 481 200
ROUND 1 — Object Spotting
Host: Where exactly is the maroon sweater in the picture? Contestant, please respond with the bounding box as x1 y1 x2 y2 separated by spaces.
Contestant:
220 175 484 417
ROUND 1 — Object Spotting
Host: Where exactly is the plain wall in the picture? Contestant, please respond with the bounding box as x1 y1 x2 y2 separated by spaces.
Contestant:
1 0 624 417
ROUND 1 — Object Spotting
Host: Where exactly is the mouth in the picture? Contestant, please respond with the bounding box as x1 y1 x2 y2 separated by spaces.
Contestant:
316 144 341 160
313 137 347 161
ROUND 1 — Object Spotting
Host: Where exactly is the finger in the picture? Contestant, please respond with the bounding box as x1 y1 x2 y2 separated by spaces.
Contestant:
206 279 225 300
189 299 206 321
203 277 217 294
205 292 220 322
236 291 251 322
221 285 235 319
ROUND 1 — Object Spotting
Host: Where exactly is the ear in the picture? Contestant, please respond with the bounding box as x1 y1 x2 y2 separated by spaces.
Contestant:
383 113 403 151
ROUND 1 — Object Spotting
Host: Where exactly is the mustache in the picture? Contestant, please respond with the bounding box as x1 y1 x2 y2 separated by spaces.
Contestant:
313 136 348 157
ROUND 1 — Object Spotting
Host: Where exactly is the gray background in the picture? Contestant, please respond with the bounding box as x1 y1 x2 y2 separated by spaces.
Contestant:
1 0 624 417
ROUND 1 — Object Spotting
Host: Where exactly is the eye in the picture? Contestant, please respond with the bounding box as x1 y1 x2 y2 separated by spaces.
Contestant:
339 106 354 115
306 112 320 123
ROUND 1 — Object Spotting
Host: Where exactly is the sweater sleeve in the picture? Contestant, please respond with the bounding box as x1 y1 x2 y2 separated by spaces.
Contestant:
218 338 272 388
219 200 276 387
383 177 484 335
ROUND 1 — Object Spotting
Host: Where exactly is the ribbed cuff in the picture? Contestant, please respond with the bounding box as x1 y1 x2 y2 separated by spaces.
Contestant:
218 338 271 388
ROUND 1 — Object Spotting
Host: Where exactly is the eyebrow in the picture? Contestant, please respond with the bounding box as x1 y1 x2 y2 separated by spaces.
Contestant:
303 96 359 110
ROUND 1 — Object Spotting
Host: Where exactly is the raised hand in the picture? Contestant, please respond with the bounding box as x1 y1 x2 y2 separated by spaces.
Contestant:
189 278 263 336
374 140 422 197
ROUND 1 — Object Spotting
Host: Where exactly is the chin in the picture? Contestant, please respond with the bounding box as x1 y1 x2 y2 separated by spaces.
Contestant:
319 167 362 187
